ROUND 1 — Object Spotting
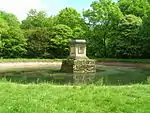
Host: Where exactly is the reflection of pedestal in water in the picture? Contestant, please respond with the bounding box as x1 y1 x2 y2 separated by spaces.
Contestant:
73 73 96 84
61 39 96 74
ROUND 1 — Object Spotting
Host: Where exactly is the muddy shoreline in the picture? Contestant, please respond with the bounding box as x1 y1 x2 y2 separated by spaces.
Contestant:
0 61 149 70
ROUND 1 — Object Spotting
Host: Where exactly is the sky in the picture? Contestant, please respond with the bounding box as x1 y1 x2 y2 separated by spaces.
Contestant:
0 0 97 21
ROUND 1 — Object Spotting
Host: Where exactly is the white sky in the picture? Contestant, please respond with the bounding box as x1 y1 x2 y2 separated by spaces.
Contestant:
0 0 94 21
0 0 46 20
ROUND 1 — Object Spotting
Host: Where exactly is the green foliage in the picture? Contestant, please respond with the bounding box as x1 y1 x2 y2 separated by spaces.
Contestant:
0 11 27 58
55 7 88 39
84 0 123 27
1 0 150 58
56 7 84 29
21 9 56 58
24 28 52 58
86 28 105 57
140 9 150 57
108 15 143 58
0 18 9 34
21 9 51 29
118 0 150 18
51 24 73 58
73 27 86 39
84 0 123 57
0 18 9 52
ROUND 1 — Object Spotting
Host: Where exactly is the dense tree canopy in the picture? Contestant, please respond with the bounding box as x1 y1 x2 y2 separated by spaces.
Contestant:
50 24 73 58
118 0 150 18
55 7 85 29
108 14 143 58
0 11 27 58
0 0 150 58
24 28 51 58
21 9 52 29
83 0 123 57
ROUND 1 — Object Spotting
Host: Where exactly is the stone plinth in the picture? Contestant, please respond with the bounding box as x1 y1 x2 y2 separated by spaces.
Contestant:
61 59 96 73
68 39 88 59
61 39 96 74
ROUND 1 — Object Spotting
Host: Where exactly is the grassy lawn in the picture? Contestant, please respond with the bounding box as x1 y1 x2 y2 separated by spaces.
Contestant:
0 82 150 113
0 58 150 63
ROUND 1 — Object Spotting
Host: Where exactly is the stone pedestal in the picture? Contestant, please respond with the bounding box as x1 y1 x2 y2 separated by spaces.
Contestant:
61 39 96 74
61 59 96 73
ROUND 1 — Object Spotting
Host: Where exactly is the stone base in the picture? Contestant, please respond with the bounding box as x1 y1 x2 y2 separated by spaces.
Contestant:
61 58 96 73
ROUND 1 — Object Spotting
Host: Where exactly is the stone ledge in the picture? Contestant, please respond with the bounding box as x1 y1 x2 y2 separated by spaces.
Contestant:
61 58 96 73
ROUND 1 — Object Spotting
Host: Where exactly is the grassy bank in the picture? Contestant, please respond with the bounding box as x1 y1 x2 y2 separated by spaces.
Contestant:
0 58 150 63
0 82 150 113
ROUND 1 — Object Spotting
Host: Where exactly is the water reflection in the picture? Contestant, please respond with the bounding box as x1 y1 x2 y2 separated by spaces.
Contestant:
94 65 150 85
0 65 149 85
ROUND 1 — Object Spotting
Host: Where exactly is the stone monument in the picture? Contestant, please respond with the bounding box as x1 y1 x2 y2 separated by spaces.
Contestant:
61 39 96 73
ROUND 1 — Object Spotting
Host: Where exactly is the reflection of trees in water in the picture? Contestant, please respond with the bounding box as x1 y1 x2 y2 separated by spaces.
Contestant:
95 68 150 85
0 67 149 85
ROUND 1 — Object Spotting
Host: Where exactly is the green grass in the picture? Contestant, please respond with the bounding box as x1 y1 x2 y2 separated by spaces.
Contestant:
0 82 150 113
0 58 150 63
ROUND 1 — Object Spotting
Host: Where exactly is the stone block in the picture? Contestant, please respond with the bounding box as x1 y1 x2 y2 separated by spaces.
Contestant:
61 58 96 73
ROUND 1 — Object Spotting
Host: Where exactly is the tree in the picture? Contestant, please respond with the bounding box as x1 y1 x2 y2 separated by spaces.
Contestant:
83 0 123 57
140 9 150 58
24 28 52 58
0 18 9 34
56 7 84 29
0 18 9 57
0 11 27 58
55 7 88 39
21 9 56 58
50 24 73 58
108 14 143 58
118 0 150 18
21 9 54 29
72 27 86 39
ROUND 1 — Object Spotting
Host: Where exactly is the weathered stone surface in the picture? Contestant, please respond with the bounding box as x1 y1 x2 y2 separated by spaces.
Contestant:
61 59 96 73
69 39 87 59
61 39 96 74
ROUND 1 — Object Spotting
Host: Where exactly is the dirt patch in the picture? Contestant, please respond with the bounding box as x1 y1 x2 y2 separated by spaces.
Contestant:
0 62 62 72
0 61 149 72
97 61 150 68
